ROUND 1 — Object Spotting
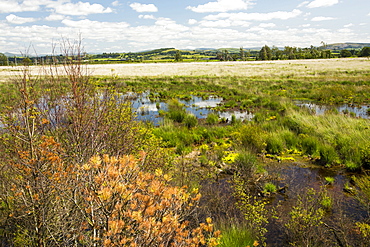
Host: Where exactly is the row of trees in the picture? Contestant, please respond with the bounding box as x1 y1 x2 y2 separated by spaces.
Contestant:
258 45 370 60
258 45 333 60
1 45 369 66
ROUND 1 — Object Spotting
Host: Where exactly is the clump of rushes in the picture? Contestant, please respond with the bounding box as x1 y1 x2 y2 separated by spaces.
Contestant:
263 182 277 194
184 113 198 128
206 113 219 125
319 144 338 166
218 224 257 247
324 177 335 185
167 98 187 123
265 134 284 155
320 191 333 211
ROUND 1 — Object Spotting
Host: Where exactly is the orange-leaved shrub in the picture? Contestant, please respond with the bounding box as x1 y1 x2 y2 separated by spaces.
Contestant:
77 153 221 246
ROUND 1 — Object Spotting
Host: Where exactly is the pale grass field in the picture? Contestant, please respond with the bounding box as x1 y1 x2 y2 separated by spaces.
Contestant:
0 58 369 80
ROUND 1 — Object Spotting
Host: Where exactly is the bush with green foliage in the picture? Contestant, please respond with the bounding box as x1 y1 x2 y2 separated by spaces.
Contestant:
340 49 352 58
359 47 370 57
284 188 327 246
235 124 266 153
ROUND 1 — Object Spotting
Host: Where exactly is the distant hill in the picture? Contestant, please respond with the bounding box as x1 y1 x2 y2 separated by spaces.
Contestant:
2 52 21 57
325 43 370 50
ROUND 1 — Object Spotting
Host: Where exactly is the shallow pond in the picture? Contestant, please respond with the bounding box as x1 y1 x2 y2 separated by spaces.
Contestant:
296 101 370 119
131 94 370 126
129 92 254 125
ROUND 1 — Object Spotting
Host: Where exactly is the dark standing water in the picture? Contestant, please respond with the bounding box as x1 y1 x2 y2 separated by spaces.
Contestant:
264 159 367 246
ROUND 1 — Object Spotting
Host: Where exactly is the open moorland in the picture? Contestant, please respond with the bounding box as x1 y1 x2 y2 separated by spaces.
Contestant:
0 57 368 77
1 57 370 246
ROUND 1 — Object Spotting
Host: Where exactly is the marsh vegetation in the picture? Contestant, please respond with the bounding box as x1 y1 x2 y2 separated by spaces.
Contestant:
0 45 370 246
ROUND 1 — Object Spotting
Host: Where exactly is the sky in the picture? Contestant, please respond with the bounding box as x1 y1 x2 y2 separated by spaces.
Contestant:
0 0 369 54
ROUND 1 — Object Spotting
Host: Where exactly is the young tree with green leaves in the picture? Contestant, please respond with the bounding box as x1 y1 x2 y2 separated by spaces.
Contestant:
174 50 183 62
259 45 272 60
0 53 8 66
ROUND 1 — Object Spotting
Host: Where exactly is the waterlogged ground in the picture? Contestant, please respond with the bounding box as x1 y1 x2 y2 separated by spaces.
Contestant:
295 101 370 119
132 92 369 127
131 92 254 125
266 158 368 246
2 58 369 245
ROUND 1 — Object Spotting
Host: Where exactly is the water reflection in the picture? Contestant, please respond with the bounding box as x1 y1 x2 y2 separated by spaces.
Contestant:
296 101 370 119
129 92 254 126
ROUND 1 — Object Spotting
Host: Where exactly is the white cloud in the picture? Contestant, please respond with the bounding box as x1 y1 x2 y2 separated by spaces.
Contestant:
0 16 364 54
307 0 338 8
188 19 197 25
187 0 254 13
204 9 302 21
112 1 120 6
62 18 129 30
6 14 37 24
297 1 310 8
199 19 251 28
130 3 158 13
259 23 276 28
311 16 336 21
338 28 352 33
138 15 155 19
45 13 65 21
0 0 40 13
301 24 311 27
154 18 189 32
344 23 353 28
52 2 113 16
0 1 114 16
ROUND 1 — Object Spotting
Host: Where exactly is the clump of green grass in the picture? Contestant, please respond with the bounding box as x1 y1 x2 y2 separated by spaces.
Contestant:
266 134 284 155
280 129 299 150
218 224 255 247
236 124 267 153
263 182 277 193
324 177 335 185
300 135 320 156
234 150 257 177
320 193 333 211
184 113 198 128
166 98 186 123
206 113 219 125
345 161 361 171
319 144 338 166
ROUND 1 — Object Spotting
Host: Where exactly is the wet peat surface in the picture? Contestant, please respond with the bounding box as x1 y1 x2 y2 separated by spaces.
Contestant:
264 158 368 246
199 158 368 246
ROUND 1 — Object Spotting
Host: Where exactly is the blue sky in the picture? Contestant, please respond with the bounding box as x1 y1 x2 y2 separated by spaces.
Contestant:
0 0 369 54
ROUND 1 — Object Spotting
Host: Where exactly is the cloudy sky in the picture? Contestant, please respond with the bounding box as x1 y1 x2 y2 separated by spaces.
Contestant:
0 0 369 54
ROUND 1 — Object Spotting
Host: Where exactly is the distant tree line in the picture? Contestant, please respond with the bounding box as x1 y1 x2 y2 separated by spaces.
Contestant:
1 46 369 65
257 45 370 61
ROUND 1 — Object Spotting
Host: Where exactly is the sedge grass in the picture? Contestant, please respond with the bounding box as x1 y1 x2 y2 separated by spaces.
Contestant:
218 224 256 247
